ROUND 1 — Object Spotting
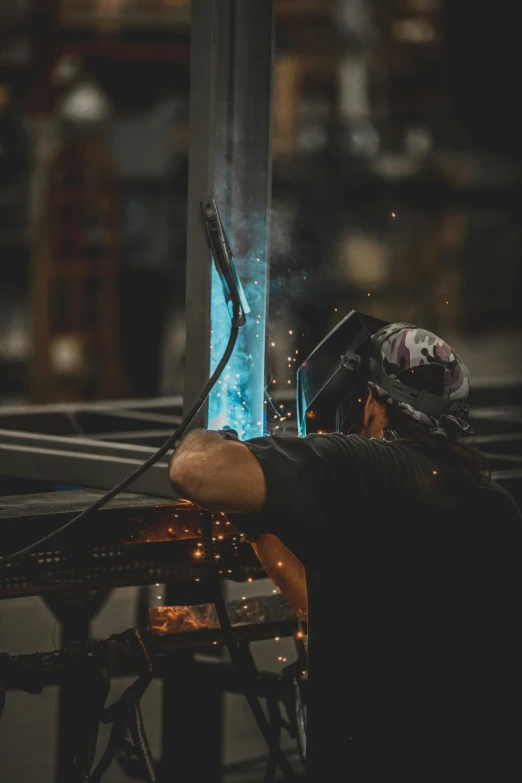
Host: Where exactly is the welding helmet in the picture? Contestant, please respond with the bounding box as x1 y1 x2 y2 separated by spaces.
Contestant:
296 312 471 437
296 310 388 436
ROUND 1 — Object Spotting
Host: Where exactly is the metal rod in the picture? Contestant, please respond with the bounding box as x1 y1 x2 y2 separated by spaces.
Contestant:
182 0 218 428
0 430 175 498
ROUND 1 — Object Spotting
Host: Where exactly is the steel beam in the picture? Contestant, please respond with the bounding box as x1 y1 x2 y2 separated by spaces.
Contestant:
0 406 181 437
182 0 218 428
207 0 274 438
0 430 175 498
0 396 183 416
183 0 274 438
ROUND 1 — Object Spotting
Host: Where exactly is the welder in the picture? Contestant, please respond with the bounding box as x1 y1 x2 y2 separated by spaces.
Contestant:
169 311 522 782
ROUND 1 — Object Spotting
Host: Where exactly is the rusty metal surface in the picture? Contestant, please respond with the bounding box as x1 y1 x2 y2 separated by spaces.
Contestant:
0 494 263 599
0 491 240 542
149 593 296 636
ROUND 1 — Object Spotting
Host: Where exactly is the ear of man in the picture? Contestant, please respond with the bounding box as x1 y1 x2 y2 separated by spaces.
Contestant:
362 387 389 438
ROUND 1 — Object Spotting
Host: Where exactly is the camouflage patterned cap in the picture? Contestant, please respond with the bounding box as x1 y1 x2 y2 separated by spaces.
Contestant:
368 322 472 437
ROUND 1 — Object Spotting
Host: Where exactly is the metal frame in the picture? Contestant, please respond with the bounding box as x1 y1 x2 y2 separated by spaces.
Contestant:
1 597 302 782
0 428 175 497
0 399 184 497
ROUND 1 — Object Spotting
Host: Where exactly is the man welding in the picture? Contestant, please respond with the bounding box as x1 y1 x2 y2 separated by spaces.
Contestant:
169 311 522 782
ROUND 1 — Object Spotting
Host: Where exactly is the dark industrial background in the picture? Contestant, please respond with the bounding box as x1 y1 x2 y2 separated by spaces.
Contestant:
1 1 522 781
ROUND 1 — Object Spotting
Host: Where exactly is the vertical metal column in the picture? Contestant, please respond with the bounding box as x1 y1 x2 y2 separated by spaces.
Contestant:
183 0 275 439
162 6 225 777
182 0 217 428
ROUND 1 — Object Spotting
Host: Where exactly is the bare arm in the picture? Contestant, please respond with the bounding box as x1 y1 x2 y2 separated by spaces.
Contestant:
169 429 267 512
252 534 308 622
170 431 307 620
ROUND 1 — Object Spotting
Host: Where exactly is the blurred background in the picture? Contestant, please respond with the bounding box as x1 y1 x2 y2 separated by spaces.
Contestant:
1 0 522 780
1 0 521 407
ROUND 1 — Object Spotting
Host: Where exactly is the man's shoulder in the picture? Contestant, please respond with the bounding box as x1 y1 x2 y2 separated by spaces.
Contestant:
325 433 432 463
245 431 445 478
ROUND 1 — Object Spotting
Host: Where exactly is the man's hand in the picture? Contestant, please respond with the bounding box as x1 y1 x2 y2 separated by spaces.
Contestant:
169 429 267 512
214 426 240 440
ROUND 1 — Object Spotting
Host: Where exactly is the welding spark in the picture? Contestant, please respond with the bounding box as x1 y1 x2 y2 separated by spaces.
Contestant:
208 248 267 439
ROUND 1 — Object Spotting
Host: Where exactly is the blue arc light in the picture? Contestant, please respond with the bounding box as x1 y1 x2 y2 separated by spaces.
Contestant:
208 252 267 440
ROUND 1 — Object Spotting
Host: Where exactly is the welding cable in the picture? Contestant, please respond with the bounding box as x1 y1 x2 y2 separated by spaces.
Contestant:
0 295 244 566
200 511 299 782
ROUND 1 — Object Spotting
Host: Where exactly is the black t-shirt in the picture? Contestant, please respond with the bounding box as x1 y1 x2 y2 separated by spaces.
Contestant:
238 432 522 782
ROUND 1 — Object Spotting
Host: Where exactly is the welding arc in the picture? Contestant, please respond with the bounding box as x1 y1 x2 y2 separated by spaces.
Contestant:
0 325 241 565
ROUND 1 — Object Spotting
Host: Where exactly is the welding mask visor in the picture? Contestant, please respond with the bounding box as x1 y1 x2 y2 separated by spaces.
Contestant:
296 310 390 436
